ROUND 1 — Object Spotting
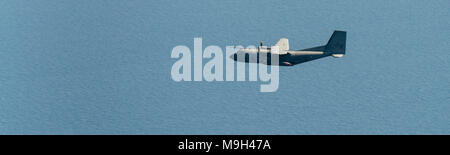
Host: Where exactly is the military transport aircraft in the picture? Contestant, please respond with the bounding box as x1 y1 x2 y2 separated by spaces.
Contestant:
231 30 346 66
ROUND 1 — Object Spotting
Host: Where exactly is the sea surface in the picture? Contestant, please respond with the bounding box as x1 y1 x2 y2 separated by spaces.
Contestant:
0 0 449 134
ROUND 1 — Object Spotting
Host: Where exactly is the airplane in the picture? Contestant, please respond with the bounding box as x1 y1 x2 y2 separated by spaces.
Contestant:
231 30 346 66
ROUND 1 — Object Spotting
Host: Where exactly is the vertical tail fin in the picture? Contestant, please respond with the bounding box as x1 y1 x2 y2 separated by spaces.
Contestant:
325 31 346 55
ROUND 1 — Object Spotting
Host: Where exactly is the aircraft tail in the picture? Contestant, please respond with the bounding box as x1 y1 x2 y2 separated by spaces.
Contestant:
325 31 346 56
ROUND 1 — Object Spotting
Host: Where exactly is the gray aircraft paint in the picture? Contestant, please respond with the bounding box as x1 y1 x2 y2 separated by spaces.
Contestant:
231 31 347 66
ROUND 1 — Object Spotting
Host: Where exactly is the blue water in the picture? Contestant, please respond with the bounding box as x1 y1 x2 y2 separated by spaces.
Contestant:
0 0 449 134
